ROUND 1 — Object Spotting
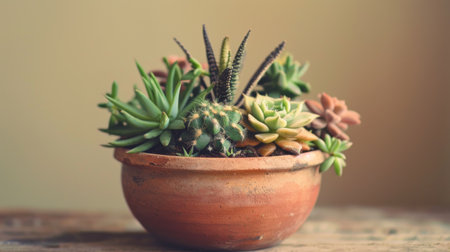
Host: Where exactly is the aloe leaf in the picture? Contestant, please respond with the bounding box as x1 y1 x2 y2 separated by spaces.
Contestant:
173 38 192 60
180 71 201 109
320 156 335 173
144 128 164 139
165 63 181 103
98 103 108 108
110 135 146 147
141 76 155 101
111 81 118 98
168 81 182 119
179 84 214 118
219 37 230 74
229 30 250 98
105 95 150 121
99 127 148 137
202 25 219 84
159 112 170 129
134 90 162 119
148 72 170 112
216 67 232 103
121 111 159 129
234 41 285 107
159 130 172 146
127 139 158 154
135 61 156 100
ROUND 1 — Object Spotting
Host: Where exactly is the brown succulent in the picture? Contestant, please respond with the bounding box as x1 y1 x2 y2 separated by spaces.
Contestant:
305 93 361 140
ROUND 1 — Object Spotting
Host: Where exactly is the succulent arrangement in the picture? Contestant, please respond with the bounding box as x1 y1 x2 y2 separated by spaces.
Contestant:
99 25 361 176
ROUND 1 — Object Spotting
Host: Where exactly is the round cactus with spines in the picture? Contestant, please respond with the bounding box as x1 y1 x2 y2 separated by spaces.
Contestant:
181 102 245 154
239 94 319 156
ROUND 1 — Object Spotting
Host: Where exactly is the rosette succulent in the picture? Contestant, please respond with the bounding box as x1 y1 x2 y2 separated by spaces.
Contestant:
239 94 319 156
314 134 353 176
98 61 212 153
256 54 310 98
305 93 361 140
181 102 245 154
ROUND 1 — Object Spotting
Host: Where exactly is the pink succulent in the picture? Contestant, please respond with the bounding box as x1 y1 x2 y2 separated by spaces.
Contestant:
305 93 361 140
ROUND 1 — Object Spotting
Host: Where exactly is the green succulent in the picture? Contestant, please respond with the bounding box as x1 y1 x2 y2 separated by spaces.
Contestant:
241 94 318 156
314 134 352 176
181 101 245 154
99 61 212 153
257 54 310 98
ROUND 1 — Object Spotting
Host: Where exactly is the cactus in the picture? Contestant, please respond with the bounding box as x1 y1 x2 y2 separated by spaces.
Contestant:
238 94 319 156
181 102 245 154
256 54 310 98
305 93 361 140
99 60 213 153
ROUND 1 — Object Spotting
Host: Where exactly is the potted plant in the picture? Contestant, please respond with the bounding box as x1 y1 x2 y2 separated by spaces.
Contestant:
98 25 361 251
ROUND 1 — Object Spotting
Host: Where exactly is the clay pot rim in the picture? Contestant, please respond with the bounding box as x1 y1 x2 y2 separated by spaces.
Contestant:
114 148 326 172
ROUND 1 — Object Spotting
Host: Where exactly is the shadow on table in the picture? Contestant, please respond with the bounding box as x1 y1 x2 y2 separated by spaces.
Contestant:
6 231 205 251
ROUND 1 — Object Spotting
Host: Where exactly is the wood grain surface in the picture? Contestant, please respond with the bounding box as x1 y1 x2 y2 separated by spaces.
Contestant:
0 207 449 251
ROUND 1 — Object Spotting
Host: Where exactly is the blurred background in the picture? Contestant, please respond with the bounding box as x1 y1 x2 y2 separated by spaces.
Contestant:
1 0 449 211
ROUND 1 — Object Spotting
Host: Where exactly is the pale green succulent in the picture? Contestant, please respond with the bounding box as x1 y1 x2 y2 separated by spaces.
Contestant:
314 134 353 176
242 94 318 156
99 61 212 153
257 54 310 98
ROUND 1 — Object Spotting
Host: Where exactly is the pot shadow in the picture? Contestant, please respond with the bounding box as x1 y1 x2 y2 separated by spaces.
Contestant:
5 231 207 251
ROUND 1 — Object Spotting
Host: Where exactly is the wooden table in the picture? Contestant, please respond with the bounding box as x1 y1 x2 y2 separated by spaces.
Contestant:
0 207 449 251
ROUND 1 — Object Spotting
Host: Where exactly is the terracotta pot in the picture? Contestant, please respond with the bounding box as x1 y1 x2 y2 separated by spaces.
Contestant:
114 148 325 251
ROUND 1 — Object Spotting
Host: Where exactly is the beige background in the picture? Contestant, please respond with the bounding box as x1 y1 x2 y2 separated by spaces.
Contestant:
1 0 449 211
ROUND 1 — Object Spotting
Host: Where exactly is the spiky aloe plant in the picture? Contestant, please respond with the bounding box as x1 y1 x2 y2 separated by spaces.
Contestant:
256 54 310 98
181 101 245 154
314 134 352 176
238 94 318 156
98 61 212 153
173 25 286 107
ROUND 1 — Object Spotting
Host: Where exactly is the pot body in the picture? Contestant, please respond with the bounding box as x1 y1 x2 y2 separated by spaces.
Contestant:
115 148 324 251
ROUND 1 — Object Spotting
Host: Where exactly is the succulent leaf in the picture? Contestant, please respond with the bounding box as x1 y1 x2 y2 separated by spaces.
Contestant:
105 95 150 121
320 156 335 173
202 25 219 85
219 37 230 74
255 133 279 143
159 130 172 146
134 89 162 119
127 139 158 154
229 30 250 98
